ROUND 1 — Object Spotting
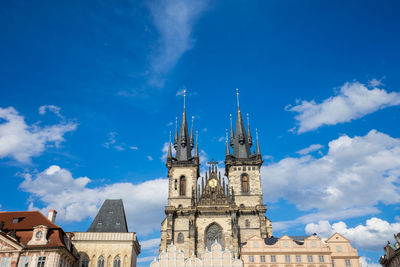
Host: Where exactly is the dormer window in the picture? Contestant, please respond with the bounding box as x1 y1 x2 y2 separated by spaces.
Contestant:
28 225 49 246
13 217 23 223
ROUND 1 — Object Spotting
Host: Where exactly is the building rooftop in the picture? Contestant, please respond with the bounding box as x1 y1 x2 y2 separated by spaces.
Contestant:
87 199 128 233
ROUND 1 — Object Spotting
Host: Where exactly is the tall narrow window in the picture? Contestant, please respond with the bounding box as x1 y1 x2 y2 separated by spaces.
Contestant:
20 256 30 267
245 219 250 228
81 255 89 267
97 256 104 267
180 176 186 196
37 256 46 267
241 174 249 193
113 256 121 267
174 179 177 190
345 259 351 267
1 257 11 267
177 233 184 243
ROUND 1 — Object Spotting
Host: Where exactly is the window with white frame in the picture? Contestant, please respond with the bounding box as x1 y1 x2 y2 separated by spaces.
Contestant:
1 257 11 267
260 256 265 262
319 255 325 262
19 256 30 267
336 245 342 252
307 255 313 262
345 259 351 267
285 255 291 262
37 256 46 267
295 255 301 262
270 255 276 262
248 256 254 263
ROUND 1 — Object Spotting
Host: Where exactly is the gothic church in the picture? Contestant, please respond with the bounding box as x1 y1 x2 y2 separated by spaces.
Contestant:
159 93 272 258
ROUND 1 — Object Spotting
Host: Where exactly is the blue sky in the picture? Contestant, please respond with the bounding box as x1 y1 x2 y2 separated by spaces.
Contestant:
1 0 400 266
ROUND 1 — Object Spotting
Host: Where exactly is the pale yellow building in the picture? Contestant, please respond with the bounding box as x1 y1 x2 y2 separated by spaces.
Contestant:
241 233 360 267
72 199 140 267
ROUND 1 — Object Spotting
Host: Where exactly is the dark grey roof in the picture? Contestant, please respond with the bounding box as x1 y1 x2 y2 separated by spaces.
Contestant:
230 108 252 159
88 199 128 233
174 108 193 161
264 237 279 245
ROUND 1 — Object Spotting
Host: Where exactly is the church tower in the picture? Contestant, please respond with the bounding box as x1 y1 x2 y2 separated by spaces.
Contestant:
159 90 272 259
225 90 272 242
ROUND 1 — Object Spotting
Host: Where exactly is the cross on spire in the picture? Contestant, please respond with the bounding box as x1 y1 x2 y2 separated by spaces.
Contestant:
207 159 219 166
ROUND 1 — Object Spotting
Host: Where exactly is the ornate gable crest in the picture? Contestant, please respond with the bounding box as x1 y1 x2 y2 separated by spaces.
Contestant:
198 160 230 206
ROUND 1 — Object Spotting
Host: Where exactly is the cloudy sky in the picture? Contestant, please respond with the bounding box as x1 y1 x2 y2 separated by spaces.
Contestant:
1 0 400 266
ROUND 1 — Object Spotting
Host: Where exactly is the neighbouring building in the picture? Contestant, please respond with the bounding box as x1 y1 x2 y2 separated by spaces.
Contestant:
72 199 141 267
241 233 360 267
380 232 400 267
151 241 242 267
160 92 272 258
0 210 77 267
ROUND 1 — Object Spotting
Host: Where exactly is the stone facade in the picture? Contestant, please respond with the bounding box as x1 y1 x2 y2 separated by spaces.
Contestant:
71 232 140 267
71 199 140 267
380 232 400 267
159 102 272 259
151 241 242 267
241 233 360 267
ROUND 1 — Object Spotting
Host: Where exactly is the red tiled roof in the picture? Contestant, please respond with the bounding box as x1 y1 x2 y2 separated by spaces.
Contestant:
0 211 60 230
0 211 66 248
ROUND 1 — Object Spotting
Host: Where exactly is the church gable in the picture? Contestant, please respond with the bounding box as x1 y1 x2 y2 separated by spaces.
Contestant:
198 162 230 206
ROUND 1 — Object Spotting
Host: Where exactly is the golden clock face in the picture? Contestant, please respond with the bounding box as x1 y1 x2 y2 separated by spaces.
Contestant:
208 178 217 188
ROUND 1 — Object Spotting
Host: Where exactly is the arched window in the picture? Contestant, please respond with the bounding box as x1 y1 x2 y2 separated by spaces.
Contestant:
179 176 186 196
81 255 89 267
241 174 249 193
177 232 184 243
113 256 121 267
205 223 223 250
97 256 104 267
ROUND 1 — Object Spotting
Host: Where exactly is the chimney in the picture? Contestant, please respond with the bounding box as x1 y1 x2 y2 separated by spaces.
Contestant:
48 209 57 223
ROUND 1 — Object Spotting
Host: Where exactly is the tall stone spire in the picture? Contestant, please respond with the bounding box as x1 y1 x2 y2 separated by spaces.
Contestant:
173 117 178 149
225 130 231 156
167 131 173 159
247 113 253 148
190 116 194 149
175 90 193 161
256 128 261 155
231 89 251 158
195 131 199 158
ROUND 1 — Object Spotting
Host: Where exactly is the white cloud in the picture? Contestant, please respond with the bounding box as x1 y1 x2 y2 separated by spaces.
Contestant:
286 81 400 133
296 144 323 155
368 78 384 88
38 105 64 119
138 256 157 263
359 256 381 267
0 106 77 163
305 217 400 251
262 130 400 227
20 165 168 234
147 155 154 161
130 146 139 150
141 238 161 250
160 142 170 162
147 0 208 85
176 89 186 96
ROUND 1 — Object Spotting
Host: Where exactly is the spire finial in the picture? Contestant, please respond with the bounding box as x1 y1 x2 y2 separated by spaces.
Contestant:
256 128 258 141
247 113 250 127
169 131 172 143
183 89 187 110
236 88 240 108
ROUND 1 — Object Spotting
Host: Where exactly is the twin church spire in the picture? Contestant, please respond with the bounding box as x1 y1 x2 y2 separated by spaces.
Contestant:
227 89 261 159
168 90 198 162
167 89 262 164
